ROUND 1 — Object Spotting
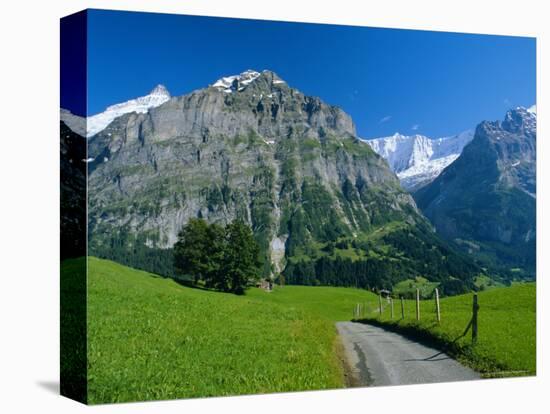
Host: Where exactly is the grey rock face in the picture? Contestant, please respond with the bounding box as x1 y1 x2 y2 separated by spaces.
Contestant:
60 109 86 137
87 70 420 275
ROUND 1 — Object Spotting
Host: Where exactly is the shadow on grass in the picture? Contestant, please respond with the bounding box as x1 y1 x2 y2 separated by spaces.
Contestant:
171 278 246 295
172 278 213 292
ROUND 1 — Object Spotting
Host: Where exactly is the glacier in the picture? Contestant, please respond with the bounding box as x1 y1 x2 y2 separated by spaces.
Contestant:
86 84 171 138
366 130 474 191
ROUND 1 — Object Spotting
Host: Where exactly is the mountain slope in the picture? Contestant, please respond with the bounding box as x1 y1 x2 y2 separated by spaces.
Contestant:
60 121 86 259
367 130 474 191
60 109 86 137
414 107 536 278
87 69 480 290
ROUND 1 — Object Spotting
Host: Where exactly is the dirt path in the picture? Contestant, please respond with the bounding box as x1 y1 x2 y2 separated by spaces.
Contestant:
336 321 480 387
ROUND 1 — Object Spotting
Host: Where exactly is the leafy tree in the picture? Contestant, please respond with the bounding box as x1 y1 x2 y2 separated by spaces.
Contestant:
173 218 261 294
173 218 224 283
201 223 226 287
219 220 262 294
439 278 469 296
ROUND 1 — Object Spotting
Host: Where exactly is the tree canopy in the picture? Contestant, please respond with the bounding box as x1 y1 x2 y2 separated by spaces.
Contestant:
174 218 261 294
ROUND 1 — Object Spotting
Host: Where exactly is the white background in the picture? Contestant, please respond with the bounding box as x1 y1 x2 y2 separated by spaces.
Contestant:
0 0 547 412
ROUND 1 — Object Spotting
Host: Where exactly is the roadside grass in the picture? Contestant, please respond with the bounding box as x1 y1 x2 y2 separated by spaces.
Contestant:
87 257 376 404
356 283 536 377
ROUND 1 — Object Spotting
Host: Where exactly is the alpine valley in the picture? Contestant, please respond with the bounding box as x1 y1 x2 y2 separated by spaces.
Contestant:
61 69 536 293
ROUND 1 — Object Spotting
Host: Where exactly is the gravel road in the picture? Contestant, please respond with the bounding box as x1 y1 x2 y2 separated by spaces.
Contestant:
336 321 480 387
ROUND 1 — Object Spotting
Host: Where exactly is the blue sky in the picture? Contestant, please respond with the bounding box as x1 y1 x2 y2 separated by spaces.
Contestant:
76 9 535 138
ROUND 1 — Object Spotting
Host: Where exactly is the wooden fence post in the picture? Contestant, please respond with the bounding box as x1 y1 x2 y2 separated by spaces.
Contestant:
400 296 405 319
416 288 420 321
390 297 394 319
472 294 479 344
378 294 382 316
435 288 441 323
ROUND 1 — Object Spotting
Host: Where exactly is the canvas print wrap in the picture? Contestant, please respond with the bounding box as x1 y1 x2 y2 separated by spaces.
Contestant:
60 9 536 405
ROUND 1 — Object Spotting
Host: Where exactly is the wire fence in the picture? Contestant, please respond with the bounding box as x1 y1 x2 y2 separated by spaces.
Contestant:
352 289 480 344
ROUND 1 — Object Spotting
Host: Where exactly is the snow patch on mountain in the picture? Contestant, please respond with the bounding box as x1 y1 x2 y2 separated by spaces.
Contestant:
212 70 261 93
367 130 474 191
86 84 171 137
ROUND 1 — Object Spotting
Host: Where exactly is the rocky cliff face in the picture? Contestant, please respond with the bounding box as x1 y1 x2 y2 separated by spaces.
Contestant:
414 107 536 277
60 121 86 259
86 70 479 286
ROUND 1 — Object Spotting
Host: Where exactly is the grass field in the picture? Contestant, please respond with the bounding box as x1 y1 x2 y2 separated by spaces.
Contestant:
84 257 535 403
356 283 536 377
86 257 376 404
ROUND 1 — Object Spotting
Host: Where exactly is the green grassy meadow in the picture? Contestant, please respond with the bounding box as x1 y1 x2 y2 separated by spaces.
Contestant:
357 283 536 376
84 257 536 404
87 257 377 404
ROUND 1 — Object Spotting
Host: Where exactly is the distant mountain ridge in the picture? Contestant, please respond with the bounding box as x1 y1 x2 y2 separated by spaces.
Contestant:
367 130 474 191
414 107 536 278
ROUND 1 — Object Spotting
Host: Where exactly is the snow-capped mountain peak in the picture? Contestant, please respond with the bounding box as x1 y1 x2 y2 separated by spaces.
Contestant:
367 130 474 191
212 69 261 93
86 84 171 137
149 84 171 97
